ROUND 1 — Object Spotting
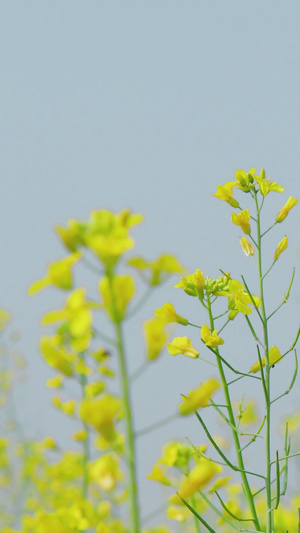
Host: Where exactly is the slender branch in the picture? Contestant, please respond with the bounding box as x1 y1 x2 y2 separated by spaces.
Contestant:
136 413 178 438
267 267 295 320
270 350 298 404
81 255 103 275
125 286 153 319
130 361 149 383
241 275 263 323
106 270 140 533
215 491 253 522
254 190 272 533
178 495 217 533
261 221 277 238
244 315 264 348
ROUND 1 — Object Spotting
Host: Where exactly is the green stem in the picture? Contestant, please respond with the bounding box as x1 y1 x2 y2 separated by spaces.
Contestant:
254 190 272 532
79 357 90 500
206 294 261 531
107 270 140 533
191 495 201 533
136 413 178 438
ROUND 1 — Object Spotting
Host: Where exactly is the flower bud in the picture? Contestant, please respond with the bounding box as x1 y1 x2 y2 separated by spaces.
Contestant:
274 236 288 262
239 237 255 257
276 196 298 223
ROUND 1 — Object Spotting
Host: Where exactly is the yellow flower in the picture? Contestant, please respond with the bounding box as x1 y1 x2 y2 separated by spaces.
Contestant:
84 381 105 398
40 336 74 377
42 436 57 450
174 269 205 298
55 219 83 252
56 209 143 269
168 337 199 359
179 377 220 415
28 252 82 295
0 309 11 331
85 209 143 268
237 399 258 426
239 237 254 257
90 453 123 491
99 275 135 322
208 476 231 493
178 459 222 499
72 429 88 441
250 345 282 373
127 253 185 286
253 169 285 196
213 182 239 208
155 303 188 325
216 279 260 319
231 209 251 234
42 288 95 346
74 358 93 375
234 168 255 192
160 441 194 468
147 464 171 486
276 196 298 223
143 316 169 361
201 324 224 347
80 394 122 440
52 397 76 416
46 374 64 388
274 235 288 261
167 506 189 522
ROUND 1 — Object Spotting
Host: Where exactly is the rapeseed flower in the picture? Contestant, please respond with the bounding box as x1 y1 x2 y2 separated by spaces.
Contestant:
216 279 260 319
0 309 11 331
99 275 135 322
127 253 185 286
179 378 220 415
252 168 284 196
52 396 76 416
80 394 122 440
147 464 171 486
213 182 239 208
167 506 189 522
90 454 123 491
46 374 64 388
40 336 74 377
155 303 188 325
208 476 231 493
28 252 81 295
42 288 94 333
177 459 222 499
174 269 205 298
168 337 199 359
56 219 84 252
84 381 105 398
57 209 143 268
201 324 224 347
159 441 194 469
239 236 255 257
231 209 251 234
143 317 169 360
85 209 143 268
234 168 255 192
276 196 298 223
250 345 282 373
274 235 288 261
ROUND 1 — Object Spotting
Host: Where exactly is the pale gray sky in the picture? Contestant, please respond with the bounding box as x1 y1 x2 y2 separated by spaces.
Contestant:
1 1 300 527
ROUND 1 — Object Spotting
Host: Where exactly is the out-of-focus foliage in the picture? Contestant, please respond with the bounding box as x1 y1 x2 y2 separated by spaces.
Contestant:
1 173 299 533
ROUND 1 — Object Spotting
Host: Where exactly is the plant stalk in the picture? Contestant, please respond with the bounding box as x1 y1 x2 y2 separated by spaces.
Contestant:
207 295 261 531
107 270 140 533
254 190 273 533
